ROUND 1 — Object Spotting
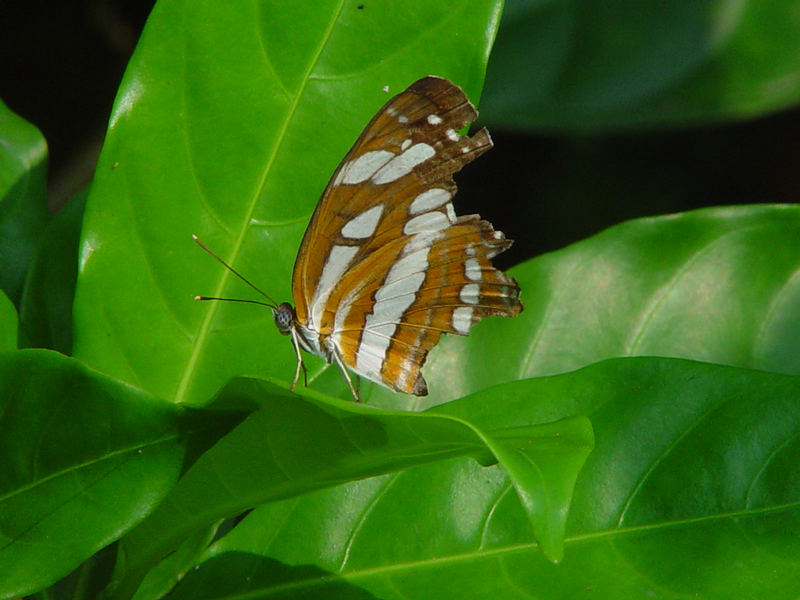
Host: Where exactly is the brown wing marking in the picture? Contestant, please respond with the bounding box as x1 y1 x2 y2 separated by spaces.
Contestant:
291 77 490 326
333 219 522 395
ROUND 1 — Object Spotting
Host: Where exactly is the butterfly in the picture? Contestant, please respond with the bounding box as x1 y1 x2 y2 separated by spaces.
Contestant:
196 76 522 401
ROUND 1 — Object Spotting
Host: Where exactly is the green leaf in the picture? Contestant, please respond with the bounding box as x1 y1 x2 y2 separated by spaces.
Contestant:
0 349 237 599
399 204 800 407
0 291 17 352
72 0 503 405
162 554 381 600
18 190 86 352
0 99 49 304
160 204 800 598
192 358 800 600
132 524 221 600
109 378 592 599
482 1 800 131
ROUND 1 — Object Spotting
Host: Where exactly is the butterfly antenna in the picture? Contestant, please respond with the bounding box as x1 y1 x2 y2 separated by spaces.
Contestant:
193 296 277 308
192 234 279 308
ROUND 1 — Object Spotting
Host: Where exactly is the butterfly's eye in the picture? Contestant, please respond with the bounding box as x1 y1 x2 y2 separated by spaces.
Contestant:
273 302 295 335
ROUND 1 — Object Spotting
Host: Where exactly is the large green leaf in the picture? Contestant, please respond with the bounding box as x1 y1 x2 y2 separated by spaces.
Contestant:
110 378 592 599
18 190 86 352
163 358 800 599
72 0 503 405
482 1 800 131
393 204 800 408
0 99 49 305
165 204 800 599
0 349 237 599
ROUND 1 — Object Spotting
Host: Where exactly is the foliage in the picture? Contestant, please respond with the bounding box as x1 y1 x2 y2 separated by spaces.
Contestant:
1 1 800 599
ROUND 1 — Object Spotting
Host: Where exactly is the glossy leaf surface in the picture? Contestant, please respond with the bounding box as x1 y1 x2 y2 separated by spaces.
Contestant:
112 378 592 598
167 204 800 599
409 204 800 407
188 358 800 600
72 0 502 405
482 0 800 131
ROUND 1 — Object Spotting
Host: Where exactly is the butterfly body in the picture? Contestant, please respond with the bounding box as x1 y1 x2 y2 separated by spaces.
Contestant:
282 76 523 400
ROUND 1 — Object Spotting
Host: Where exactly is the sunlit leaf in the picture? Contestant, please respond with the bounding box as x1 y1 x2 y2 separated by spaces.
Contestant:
415 204 800 406
72 0 503 406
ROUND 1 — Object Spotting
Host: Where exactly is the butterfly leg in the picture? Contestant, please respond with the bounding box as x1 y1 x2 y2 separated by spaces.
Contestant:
331 346 360 402
289 328 307 392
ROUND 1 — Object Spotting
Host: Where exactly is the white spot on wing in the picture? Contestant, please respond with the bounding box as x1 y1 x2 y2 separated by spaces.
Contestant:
398 115 408 124
341 204 383 239
452 306 473 334
401 139 412 151
310 245 358 327
409 188 452 215
465 244 476 257
357 326 397 381
372 143 435 185
404 230 443 254
333 285 361 340
460 283 480 305
355 238 432 378
465 258 482 282
378 250 428 303
403 211 450 235
339 150 395 185
427 114 443 125
445 203 456 223
446 128 459 142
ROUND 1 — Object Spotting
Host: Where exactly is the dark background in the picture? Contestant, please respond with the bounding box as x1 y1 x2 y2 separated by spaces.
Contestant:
3 1 799 269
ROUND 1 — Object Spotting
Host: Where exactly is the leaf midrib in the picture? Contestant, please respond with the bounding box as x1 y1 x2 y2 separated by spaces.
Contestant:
199 501 800 598
174 0 348 404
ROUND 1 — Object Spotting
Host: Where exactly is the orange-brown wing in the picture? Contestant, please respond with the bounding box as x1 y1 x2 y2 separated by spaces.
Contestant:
291 76 521 395
331 217 521 395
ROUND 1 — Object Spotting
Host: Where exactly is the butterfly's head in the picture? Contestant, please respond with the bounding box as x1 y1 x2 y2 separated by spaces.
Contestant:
272 302 296 335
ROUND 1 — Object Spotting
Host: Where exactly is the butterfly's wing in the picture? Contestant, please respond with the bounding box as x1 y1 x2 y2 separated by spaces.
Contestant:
292 76 521 395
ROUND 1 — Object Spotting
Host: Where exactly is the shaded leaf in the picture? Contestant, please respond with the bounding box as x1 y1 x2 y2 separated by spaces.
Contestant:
19 190 86 352
482 1 800 131
0 291 16 352
0 349 238 599
132 524 220 600
0 99 49 304
163 553 380 600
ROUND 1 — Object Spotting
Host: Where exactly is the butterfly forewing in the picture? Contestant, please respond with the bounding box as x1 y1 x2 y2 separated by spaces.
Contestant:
291 76 522 396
